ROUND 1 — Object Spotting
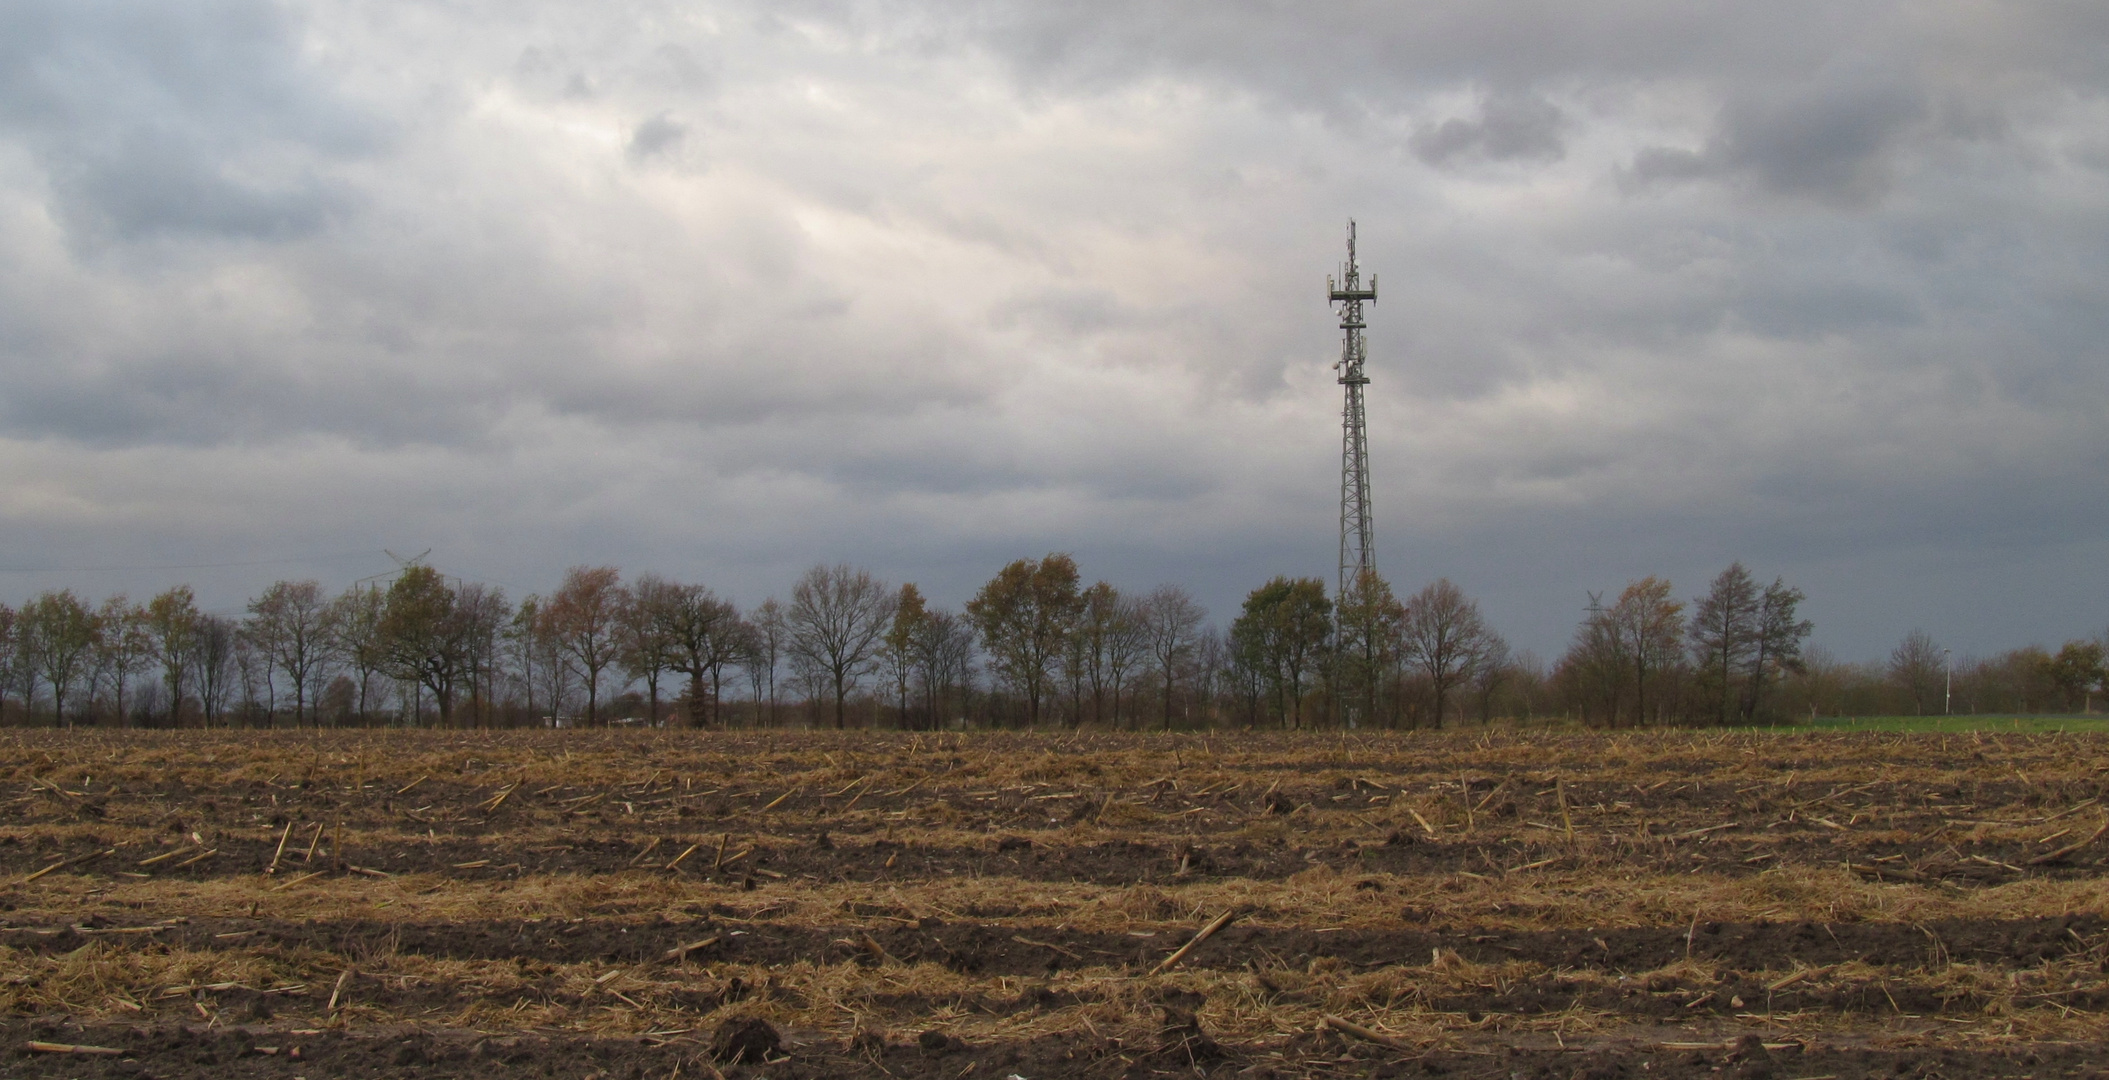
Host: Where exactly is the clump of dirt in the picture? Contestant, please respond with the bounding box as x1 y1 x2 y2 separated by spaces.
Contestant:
1153 1006 1223 1068
711 1016 781 1064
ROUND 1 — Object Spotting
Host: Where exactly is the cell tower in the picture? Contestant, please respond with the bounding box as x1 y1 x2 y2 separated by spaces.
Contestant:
1328 220 1377 601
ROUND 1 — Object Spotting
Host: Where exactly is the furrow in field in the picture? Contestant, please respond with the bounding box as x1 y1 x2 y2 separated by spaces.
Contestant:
4 913 2102 977
5 1018 2106 1080
6 823 2106 888
3 729 2107 1080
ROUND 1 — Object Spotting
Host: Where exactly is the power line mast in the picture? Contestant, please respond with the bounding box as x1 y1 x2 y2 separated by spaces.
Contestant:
1328 220 1377 601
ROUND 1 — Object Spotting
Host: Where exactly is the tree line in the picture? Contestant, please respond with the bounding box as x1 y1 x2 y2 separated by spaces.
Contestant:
1223 562 1811 729
0 555 2094 729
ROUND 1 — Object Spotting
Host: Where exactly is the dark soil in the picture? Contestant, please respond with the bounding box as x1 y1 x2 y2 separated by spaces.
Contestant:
7 730 2108 1080
4 826 2101 890
6 913 2099 979
6 1020 2106 1080
6 761 2106 888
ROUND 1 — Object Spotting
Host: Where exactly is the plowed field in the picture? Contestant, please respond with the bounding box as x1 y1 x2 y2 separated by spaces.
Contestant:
3 728 2106 1079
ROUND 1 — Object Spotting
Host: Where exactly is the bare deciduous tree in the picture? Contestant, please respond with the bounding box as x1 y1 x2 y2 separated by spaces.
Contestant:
1103 593 1148 729
746 599 785 727
914 607 976 730
454 583 512 727
0 604 18 719
655 582 743 728
1610 577 1683 727
330 585 387 724
511 595 573 724
1562 592 1628 726
1469 634 1512 725
1400 579 1496 728
620 574 683 725
93 595 151 727
1192 626 1226 726
1068 582 1121 726
787 565 893 729
1140 585 1203 731
1889 629 1945 715
191 614 239 727
246 580 336 727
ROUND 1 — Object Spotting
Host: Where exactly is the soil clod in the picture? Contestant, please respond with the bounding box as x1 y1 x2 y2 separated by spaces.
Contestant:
710 1017 780 1064
1155 1007 1223 1066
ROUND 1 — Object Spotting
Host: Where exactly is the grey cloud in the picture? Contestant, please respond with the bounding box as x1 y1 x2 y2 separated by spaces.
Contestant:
1628 146 1711 183
860 1 1863 111
797 0 2080 139
1411 92 1566 166
627 112 688 162
1715 63 1928 201
0 0 2105 663
0 341 511 451
58 132 353 241
988 287 1139 336
1627 62 1930 203
0 1 382 242
1732 277 1922 339
642 44 720 95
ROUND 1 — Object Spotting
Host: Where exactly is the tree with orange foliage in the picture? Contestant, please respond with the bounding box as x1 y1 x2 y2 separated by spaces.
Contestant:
542 566 626 726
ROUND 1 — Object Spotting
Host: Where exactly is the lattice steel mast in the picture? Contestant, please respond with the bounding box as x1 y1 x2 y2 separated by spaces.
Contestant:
1328 221 1377 601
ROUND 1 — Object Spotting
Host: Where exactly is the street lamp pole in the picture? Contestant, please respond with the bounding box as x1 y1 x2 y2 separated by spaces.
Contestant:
1943 648 1952 716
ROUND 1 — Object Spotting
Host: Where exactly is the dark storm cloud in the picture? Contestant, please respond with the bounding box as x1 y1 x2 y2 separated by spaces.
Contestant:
1716 66 1927 201
866 1 1842 106
1411 92 1567 166
0 0 383 242
0 0 2104 661
1628 61 1930 204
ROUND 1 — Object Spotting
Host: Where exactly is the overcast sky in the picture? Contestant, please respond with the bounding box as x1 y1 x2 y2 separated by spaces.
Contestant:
1 1 2106 663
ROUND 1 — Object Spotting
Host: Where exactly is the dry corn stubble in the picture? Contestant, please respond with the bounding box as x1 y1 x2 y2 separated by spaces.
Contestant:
1 727 2105 1080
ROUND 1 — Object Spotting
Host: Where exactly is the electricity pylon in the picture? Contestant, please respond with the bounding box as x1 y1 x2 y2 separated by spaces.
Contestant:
1328 221 1377 602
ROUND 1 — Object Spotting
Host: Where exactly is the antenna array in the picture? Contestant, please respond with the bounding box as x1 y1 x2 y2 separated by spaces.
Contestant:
1327 221 1378 601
